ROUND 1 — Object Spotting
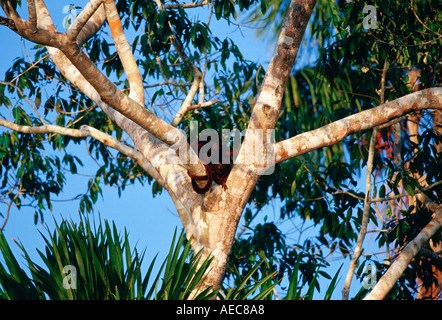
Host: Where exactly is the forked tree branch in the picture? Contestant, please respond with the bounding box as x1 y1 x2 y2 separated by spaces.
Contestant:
66 0 102 41
2 0 208 181
26 1 203 240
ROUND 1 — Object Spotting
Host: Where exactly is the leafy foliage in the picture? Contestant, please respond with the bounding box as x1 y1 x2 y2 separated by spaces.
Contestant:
0 0 441 300
0 217 218 300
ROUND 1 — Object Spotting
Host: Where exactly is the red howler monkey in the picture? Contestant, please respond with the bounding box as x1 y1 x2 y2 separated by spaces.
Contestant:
188 132 235 194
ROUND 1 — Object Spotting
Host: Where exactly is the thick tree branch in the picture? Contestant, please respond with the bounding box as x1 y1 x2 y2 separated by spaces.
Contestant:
227 0 317 199
364 194 442 300
229 0 317 182
34 0 56 33
104 0 144 104
0 0 63 46
76 4 106 46
66 0 102 41
26 0 37 33
248 0 316 132
274 88 442 163
60 41 182 146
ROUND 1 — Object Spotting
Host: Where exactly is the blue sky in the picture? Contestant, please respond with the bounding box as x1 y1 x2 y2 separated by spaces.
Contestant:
0 1 366 300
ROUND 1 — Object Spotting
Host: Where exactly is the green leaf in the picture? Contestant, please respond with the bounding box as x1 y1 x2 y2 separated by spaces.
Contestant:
404 183 415 197
285 256 301 300
304 267 320 300
379 185 386 198
324 264 342 300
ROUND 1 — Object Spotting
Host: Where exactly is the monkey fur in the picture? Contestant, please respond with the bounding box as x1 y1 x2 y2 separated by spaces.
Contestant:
188 133 233 194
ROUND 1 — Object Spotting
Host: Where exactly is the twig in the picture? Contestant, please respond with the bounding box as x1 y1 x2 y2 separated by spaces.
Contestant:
410 0 442 37
0 183 22 232
198 2 214 105
301 162 365 202
155 55 193 88
187 100 220 111
144 80 192 88
169 26 203 126
371 180 442 203
0 80 46 124
342 125 378 299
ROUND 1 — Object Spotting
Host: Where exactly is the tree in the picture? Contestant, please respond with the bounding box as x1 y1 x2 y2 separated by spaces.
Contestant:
0 0 440 299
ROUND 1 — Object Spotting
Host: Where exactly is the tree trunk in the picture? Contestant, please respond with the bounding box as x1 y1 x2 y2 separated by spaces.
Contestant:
189 0 317 292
